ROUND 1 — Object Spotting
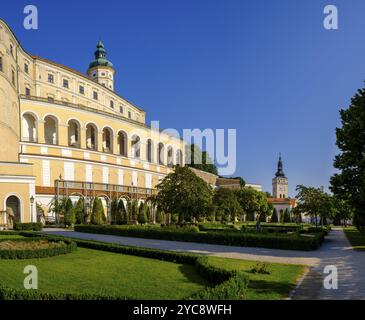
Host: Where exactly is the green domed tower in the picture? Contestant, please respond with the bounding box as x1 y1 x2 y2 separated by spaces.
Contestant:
87 41 115 91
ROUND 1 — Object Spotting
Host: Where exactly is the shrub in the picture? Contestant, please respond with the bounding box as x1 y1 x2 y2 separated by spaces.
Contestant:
271 209 278 223
74 198 85 225
64 198 75 226
74 224 325 251
91 198 105 225
13 222 43 231
0 238 76 259
137 202 148 225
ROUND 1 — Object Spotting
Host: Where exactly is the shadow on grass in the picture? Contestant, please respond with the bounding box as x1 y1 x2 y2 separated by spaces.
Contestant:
245 278 296 299
344 228 365 251
178 264 214 287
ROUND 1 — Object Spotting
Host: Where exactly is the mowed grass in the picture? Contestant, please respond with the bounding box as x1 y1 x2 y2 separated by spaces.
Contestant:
0 234 24 240
344 227 365 251
0 247 211 299
206 256 305 300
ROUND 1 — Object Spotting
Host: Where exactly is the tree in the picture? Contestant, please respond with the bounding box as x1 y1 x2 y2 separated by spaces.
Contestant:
271 208 278 223
154 166 213 223
186 144 218 175
330 85 365 233
236 187 271 222
91 198 105 225
130 200 139 224
295 185 333 226
117 199 127 225
138 202 148 224
213 188 242 223
74 198 85 224
110 198 119 225
332 198 353 226
283 208 291 223
64 198 75 227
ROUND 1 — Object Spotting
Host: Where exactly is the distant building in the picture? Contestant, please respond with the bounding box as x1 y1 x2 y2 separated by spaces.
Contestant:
245 183 263 192
268 154 296 219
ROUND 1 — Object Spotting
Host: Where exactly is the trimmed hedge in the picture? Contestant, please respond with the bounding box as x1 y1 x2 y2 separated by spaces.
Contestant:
13 232 249 300
14 223 43 231
75 224 325 251
0 237 76 259
0 286 132 300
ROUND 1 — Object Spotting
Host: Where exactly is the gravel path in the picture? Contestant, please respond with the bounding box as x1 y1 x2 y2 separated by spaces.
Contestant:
42 227 365 300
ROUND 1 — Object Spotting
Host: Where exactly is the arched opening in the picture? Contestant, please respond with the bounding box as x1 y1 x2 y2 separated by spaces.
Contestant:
158 143 164 165
102 127 113 153
167 146 174 168
118 131 128 157
146 139 153 163
44 115 58 145
176 149 183 166
131 135 140 159
22 113 37 142
68 119 81 148
6 195 21 226
86 123 98 151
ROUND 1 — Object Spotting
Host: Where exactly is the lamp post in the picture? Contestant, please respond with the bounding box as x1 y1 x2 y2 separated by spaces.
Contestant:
30 196 35 223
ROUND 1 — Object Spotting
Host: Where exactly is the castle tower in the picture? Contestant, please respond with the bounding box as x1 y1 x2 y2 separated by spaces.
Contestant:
272 153 288 199
87 41 115 91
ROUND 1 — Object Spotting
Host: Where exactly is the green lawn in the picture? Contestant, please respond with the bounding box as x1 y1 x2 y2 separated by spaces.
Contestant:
0 233 305 300
0 234 24 240
344 227 365 251
0 247 211 299
206 256 306 300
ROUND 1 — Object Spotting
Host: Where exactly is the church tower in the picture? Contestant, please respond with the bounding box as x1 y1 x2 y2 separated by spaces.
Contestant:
87 41 115 91
272 154 288 199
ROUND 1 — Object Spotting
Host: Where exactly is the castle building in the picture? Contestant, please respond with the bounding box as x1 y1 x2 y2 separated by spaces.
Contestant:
0 19 184 226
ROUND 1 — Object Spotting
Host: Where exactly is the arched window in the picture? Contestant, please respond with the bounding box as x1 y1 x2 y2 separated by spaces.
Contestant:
158 143 164 165
131 135 140 159
44 116 58 145
102 127 113 153
176 149 183 166
22 113 37 143
167 146 174 168
146 139 153 163
118 131 128 157
86 123 98 151
68 120 81 148
6 195 21 225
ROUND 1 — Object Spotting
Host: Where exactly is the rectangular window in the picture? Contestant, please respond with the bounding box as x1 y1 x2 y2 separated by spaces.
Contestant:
24 63 29 74
63 79 69 89
93 91 98 100
48 74 54 83
11 70 15 86
120 106 124 114
10 44 13 57
128 111 132 119
110 100 114 109
25 87 30 96
0 57 3 72
79 85 85 95
48 96 54 102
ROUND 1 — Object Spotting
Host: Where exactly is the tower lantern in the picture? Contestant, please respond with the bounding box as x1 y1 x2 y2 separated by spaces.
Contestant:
87 40 115 91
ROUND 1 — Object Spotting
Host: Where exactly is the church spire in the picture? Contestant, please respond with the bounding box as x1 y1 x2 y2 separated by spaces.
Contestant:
275 153 286 178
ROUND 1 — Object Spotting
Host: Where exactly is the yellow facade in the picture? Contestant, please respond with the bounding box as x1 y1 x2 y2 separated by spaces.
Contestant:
0 19 184 224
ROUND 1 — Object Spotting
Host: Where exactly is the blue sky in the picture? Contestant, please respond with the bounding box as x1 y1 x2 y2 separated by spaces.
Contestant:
2 0 365 196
